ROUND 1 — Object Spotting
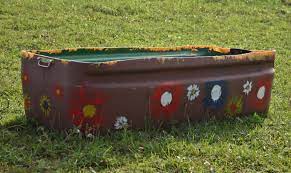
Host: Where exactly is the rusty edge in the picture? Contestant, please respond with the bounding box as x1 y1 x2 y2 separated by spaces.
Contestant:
20 45 275 68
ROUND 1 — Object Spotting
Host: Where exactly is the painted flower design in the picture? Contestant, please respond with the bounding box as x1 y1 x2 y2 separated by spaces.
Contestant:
243 80 252 95
114 116 128 129
203 80 227 109
54 85 64 98
161 91 172 107
22 72 29 85
150 84 183 119
187 84 200 101
23 94 31 111
257 85 266 100
226 96 243 116
70 86 107 133
248 79 272 109
40 95 51 116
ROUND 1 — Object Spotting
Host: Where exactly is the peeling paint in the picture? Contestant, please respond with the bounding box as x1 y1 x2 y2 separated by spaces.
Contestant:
209 46 231 54
20 50 28 58
21 50 35 59
91 47 107 51
103 60 118 66
66 48 78 52
158 57 167 64
20 46 274 64
95 63 102 69
37 49 63 54
143 47 183 52
22 45 229 57
60 59 69 65
212 50 274 62
247 50 275 61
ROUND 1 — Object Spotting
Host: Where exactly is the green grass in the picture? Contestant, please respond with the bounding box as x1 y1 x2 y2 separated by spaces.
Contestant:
0 0 290 172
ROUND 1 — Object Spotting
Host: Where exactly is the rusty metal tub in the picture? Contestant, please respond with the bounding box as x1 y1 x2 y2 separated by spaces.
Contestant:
21 46 275 133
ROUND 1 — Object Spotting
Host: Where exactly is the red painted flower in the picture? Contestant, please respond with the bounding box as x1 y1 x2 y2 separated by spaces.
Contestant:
150 83 183 119
54 85 64 98
22 72 29 85
246 78 272 111
70 86 107 133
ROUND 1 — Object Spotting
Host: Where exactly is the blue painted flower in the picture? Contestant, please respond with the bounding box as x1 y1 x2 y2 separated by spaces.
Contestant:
203 80 227 109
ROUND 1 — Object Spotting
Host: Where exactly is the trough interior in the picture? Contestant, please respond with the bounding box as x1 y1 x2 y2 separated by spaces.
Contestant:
36 48 251 63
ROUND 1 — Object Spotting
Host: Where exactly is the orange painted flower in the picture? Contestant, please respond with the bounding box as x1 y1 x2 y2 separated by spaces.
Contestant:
54 85 64 98
23 94 31 111
22 72 29 85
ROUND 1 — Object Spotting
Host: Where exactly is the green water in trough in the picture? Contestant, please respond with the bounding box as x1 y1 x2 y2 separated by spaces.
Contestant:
38 48 246 63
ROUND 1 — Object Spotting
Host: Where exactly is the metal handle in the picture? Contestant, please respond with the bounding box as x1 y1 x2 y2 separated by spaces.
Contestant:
38 57 53 68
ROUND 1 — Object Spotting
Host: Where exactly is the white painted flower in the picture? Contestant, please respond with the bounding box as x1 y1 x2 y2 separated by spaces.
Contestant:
187 84 200 101
75 128 81 134
243 80 252 95
211 85 222 102
257 86 266 100
114 116 128 129
160 91 172 107
86 133 94 138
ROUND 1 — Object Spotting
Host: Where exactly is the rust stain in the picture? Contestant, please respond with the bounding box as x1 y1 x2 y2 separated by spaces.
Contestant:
28 52 35 59
175 57 185 63
213 56 227 61
158 57 167 64
248 50 275 60
21 51 35 59
91 47 107 51
103 60 118 66
21 45 232 58
95 63 102 69
180 45 231 54
38 49 63 54
27 49 62 54
136 45 231 54
66 48 78 52
212 50 275 62
60 59 69 65
211 47 230 54
143 47 182 52
20 46 274 65
20 51 28 58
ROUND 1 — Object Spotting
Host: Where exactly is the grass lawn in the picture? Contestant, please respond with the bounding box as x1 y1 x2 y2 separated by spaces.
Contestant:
0 0 290 172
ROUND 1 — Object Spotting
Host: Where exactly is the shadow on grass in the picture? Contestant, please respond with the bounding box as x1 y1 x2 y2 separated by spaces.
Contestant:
0 113 266 171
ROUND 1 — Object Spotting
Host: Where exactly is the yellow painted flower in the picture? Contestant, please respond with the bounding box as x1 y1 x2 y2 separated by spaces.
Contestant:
82 105 96 118
40 95 51 116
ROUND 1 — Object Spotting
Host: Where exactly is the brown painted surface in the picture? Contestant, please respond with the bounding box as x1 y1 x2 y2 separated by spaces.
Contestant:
21 46 275 134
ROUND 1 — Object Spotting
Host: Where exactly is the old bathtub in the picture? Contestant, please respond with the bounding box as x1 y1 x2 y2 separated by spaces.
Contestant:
21 46 275 133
